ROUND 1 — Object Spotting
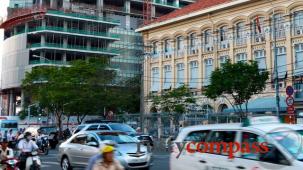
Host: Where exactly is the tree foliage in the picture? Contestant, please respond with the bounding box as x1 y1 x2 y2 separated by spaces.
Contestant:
151 85 196 114
204 60 269 117
22 58 140 130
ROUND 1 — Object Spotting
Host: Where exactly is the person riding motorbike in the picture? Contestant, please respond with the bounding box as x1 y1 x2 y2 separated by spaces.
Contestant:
0 138 15 169
0 138 14 160
92 145 124 170
17 132 39 170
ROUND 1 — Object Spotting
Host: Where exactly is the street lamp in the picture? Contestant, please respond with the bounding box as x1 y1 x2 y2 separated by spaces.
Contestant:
27 103 38 126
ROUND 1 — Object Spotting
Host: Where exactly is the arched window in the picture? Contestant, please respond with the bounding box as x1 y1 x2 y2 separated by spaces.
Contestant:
163 65 172 89
272 13 285 39
189 33 198 54
294 11 303 35
189 61 199 88
152 41 158 58
203 58 214 86
235 22 246 46
252 16 265 43
203 29 213 52
219 26 229 49
176 36 184 57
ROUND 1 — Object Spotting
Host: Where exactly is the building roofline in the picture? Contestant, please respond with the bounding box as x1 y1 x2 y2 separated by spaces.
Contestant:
136 0 251 32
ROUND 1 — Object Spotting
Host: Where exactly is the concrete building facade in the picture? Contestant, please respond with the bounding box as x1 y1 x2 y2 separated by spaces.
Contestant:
137 0 303 115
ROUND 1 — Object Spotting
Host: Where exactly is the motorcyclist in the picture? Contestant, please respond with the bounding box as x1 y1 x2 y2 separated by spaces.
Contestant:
17 132 39 170
0 138 14 160
92 145 124 170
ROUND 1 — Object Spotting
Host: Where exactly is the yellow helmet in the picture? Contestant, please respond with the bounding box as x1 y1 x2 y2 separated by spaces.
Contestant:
101 145 115 153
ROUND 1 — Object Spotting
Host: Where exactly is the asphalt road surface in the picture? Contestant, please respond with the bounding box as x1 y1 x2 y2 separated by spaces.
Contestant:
41 149 169 170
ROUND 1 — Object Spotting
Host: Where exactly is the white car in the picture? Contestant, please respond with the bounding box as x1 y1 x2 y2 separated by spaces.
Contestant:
73 123 137 136
170 116 303 170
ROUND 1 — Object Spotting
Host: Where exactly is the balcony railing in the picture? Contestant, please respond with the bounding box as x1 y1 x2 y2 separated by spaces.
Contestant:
29 60 70 65
188 47 199 55
176 50 185 57
28 26 119 39
29 43 120 55
235 37 247 46
153 0 179 8
164 51 173 59
253 34 265 44
47 10 120 24
218 40 229 50
203 44 214 53
272 29 286 39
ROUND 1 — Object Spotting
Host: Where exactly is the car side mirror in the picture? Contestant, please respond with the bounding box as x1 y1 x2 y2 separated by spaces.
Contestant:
87 142 99 147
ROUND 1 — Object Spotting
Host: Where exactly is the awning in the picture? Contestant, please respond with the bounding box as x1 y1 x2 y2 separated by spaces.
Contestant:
223 97 287 113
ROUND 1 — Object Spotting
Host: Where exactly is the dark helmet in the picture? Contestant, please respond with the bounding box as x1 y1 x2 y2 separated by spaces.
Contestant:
1 138 8 143
24 132 32 137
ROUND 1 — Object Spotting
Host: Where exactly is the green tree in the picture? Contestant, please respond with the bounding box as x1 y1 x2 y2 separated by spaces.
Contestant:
205 60 269 117
151 85 196 133
22 58 116 131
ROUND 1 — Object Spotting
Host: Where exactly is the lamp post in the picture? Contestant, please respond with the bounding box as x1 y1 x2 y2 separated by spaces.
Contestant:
27 103 38 126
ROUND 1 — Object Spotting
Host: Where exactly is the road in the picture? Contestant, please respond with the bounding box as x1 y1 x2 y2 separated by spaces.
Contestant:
41 149 169 170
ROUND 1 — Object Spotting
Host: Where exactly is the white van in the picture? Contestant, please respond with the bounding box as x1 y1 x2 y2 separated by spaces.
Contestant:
170 116 303 170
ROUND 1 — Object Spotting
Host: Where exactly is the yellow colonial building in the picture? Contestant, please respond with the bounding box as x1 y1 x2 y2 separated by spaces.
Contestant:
137 0 303 115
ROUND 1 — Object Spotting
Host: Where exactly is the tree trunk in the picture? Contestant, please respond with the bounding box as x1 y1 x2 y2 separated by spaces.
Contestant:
67 114 70 129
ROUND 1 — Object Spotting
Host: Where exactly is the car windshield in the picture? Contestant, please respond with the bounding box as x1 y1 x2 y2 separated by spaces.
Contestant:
40 127 56 134
98 133 137 144
109 124 135 133
74 125 85 133
269 130 303 161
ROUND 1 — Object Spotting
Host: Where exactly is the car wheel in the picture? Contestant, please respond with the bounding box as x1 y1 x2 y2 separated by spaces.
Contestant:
61 157 73 170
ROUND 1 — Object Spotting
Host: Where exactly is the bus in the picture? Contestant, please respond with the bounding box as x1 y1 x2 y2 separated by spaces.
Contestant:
0 119 18 138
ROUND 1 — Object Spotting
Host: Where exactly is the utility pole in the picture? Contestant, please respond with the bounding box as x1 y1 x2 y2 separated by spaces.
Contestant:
273 11 280 117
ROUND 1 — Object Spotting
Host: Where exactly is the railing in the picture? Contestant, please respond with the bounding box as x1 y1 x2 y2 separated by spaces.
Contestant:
29 60 70 65
28 26 119 39
188 47 199 55
47 10 120 24
153 0 179 8
29 43 120 55
218 40 229 50
273 29 286 39
235 37 247 46
253 34 265 44
203 44 214 53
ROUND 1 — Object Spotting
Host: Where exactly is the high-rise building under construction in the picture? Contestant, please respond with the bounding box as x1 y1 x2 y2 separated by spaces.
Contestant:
0 0 195 115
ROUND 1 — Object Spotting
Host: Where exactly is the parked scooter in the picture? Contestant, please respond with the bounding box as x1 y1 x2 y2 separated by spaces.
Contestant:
36 136 49 155
1 158 20 170
25 151 41 170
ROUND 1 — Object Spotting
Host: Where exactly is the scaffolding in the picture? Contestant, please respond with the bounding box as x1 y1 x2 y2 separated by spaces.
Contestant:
143 0 152 25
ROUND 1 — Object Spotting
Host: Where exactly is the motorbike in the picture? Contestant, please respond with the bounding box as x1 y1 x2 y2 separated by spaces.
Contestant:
25 151 41 170
36 136 49 155
0 158 20 170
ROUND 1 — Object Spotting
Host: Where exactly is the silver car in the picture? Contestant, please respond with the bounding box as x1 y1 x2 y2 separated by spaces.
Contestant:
59 131 152 170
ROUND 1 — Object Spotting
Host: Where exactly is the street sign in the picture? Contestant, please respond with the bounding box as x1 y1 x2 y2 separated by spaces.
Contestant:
287 106 295 112
288 110 295 115
286 86 294 96
286 96 294 106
